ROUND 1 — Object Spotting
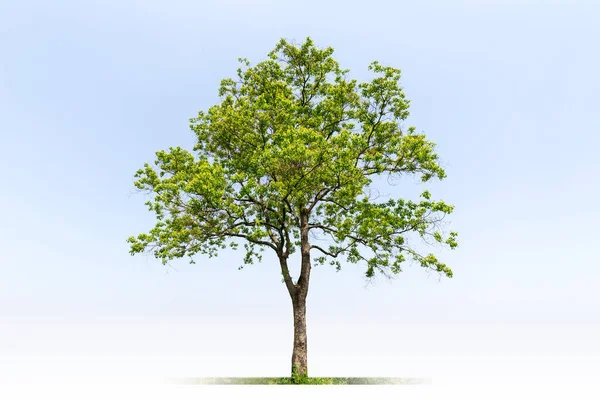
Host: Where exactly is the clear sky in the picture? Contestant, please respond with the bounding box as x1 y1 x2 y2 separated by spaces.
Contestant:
1 0 599 391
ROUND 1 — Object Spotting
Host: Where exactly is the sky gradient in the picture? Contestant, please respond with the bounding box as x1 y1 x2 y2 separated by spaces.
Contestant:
1 0 599 394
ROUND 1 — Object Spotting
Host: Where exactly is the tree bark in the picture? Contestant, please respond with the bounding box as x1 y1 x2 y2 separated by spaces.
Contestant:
291 295 308 378
290 208 311 380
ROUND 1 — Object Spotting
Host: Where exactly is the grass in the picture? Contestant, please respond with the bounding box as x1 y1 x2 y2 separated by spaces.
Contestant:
171 377 431 385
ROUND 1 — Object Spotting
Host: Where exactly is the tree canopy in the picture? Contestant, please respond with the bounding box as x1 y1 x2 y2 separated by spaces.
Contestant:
127 37 458 285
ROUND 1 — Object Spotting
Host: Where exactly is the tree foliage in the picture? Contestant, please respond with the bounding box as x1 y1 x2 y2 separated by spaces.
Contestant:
128 37 458 283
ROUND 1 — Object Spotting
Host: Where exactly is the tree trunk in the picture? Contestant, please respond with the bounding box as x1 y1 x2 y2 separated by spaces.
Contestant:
291 295 308 379
289 208 311 381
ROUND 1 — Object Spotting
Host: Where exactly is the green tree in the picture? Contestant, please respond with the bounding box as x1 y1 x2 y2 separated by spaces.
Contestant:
127 37 458 382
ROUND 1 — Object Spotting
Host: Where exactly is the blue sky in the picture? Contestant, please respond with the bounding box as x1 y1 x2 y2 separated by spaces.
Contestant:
1 0 599 386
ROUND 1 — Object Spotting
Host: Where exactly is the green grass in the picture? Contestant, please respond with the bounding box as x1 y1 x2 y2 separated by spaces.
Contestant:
171 377 431 385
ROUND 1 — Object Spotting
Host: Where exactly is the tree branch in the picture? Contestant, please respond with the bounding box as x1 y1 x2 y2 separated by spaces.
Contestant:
279 256 296 297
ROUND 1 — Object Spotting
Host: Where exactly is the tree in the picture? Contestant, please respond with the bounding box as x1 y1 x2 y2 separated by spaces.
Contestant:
127 37 458 382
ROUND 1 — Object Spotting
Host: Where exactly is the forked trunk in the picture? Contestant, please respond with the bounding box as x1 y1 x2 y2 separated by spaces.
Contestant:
285 209 312 382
